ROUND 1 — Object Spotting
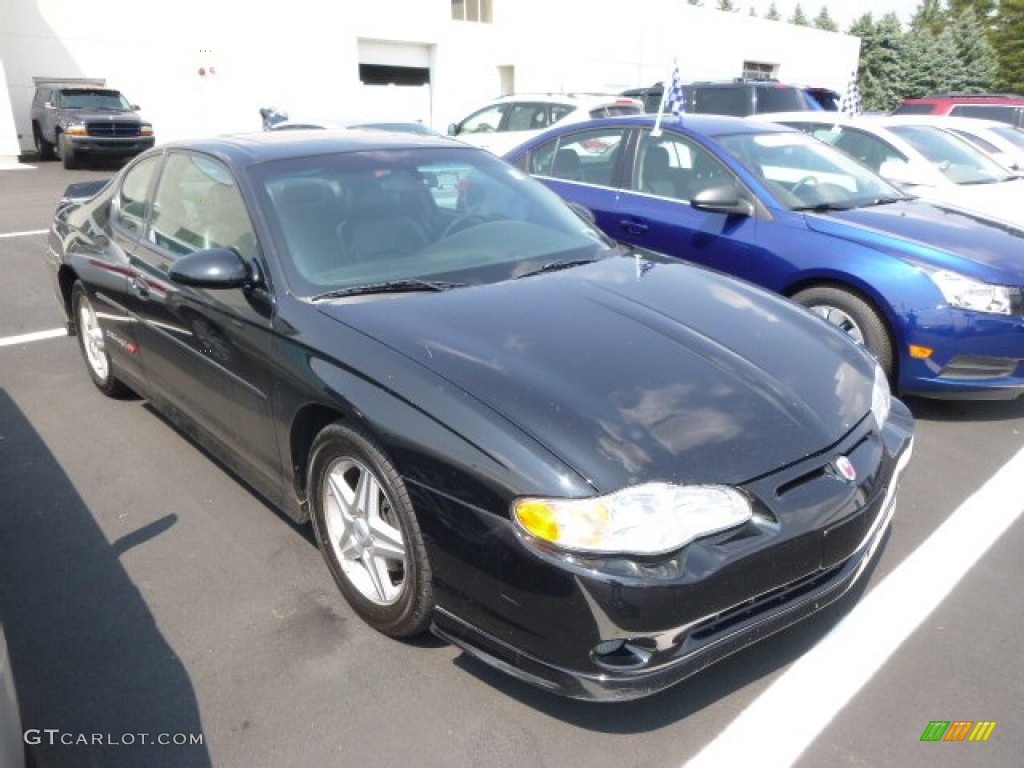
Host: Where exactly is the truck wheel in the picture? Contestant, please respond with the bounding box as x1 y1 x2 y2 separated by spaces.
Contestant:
58 133 79 169
33 125 55 161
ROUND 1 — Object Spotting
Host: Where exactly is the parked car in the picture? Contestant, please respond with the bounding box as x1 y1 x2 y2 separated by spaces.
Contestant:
446 93 642 155
47 130 912 701
893 94 1024 128
903 115 1024 174
258 108 439 135
31 82 154 169
504 114 1024 400
621 79 833 116
760 112 1024 227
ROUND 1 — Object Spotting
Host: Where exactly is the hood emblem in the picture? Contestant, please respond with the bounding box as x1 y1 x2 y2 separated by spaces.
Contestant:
833 456 857 483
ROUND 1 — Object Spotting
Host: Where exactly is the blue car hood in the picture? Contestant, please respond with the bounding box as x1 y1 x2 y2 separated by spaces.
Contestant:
804 199 1024 279
317 257 876 490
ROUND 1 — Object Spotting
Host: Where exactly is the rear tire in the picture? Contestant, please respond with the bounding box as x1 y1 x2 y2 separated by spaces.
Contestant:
309 422 434 638
792 285 894 380
72 282 128 397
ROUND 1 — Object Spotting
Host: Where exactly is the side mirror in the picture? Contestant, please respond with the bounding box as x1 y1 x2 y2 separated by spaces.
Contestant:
447 123 459 136
131 104 140 110
691 185 755 217
169 248 252 289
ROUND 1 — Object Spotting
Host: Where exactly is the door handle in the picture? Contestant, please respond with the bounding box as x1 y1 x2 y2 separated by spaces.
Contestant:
619 219 649 235
131 277 150 298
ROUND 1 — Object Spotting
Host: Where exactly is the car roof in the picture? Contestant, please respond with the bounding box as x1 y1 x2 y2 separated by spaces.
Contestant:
153 130 474 168
488 93 641 108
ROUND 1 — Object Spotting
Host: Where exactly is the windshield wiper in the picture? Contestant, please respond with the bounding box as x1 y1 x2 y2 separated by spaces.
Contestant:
515 258 597 279
791 202 854 212
863 196 906 207
311 279 465 301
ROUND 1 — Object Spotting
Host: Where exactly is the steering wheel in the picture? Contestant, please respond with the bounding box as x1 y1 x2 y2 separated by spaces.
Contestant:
442 214 491 238
791 175 819 200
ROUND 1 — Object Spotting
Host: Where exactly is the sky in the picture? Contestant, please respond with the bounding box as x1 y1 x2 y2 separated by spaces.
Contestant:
743 1 923 32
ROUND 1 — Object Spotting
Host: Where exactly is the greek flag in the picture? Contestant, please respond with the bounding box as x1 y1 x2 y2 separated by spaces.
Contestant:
839 71 863 116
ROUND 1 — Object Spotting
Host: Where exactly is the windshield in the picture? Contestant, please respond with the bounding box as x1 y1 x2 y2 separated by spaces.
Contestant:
60 89 132 110
988 124 1024 150
250 146 614 296
716 130 905 210
887 125 1012 184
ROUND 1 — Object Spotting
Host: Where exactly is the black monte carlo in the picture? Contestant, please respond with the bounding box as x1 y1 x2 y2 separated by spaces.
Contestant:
46 129 914 701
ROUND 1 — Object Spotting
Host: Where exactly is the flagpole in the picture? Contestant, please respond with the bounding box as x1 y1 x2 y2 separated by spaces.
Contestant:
651 59 675 137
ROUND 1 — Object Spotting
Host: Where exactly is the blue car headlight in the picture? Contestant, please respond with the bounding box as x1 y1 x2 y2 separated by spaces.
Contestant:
925 269 1022 316
513 483 752 556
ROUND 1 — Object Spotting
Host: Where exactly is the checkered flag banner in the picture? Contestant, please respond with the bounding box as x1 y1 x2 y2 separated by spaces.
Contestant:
839 70 863 116
665 64 686 117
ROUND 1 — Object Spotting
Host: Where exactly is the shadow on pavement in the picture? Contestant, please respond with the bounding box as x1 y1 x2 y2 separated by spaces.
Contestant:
0 388 212 767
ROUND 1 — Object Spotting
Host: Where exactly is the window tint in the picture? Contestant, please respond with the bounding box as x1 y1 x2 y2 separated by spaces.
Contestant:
528 127 628 186
949 104 1021 126
506 104 551 131
458 104 506 134
950 129 999 154
149 153 257 260
632 130 732 201
891 103 935 115
114 154 161 234
830 128 905 172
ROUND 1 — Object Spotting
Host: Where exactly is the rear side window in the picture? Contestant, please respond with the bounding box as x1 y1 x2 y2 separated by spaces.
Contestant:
891 103 937 115
693 87 753 116
949 104 1022 126
755 87 812 113
114 154 161 234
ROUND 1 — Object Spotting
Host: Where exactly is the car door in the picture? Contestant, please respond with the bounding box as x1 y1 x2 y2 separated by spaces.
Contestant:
515 124 632 234
612 127 760 279
127 150 282 492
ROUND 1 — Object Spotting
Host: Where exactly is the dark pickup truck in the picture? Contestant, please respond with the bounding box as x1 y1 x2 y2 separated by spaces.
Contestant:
31 84 155 169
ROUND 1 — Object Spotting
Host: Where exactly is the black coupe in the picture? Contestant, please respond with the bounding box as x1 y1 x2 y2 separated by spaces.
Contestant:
46 130 913 700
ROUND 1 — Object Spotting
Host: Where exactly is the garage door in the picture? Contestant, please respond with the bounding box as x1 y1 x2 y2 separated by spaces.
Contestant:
357 41 432 124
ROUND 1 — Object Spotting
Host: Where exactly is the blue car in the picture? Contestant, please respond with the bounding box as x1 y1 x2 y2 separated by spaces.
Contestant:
503 115 1024 400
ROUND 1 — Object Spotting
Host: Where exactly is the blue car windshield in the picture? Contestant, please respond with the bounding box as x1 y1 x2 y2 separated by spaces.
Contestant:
717 130 905 210
249 146 614 296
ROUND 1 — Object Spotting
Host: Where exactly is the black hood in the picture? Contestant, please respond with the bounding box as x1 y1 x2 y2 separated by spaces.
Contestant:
318 257 875 490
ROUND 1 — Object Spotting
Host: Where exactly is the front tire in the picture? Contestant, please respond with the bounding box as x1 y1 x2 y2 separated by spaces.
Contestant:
309 423 434 637
72 282 128 397
33 125 55 161
57 132 79 169
792 285 894 380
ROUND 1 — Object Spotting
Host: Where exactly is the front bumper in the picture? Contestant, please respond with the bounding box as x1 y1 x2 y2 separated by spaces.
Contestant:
899 307 1024 400
69 136 155 156
423 403 914 701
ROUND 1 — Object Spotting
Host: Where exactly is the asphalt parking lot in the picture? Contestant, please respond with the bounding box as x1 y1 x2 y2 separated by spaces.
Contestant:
1 158 1022 768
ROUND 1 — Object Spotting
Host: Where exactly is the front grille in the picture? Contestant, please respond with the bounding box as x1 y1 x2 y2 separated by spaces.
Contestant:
940 355 1020 380
85 121 142 138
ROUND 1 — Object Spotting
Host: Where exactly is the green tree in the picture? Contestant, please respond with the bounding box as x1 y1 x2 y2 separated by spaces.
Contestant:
952 7 998 92
991 0 1024 92
910 0 947 35
813 6 838 32
790 2 810 26
687 1 704 6
765 2 781 21
716 0 740 11
903 26 957 96
852 13 908 111
948 0 996 23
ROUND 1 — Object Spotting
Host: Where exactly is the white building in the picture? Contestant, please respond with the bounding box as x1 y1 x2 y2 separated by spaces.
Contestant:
0 0 860 158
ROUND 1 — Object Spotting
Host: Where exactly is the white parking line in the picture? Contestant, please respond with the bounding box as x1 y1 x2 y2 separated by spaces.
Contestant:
0 328 66 347
0 229 48 239
683 444 1024 768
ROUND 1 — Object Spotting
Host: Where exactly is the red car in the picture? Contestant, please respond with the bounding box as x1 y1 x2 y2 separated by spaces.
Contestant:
893 94 1024 128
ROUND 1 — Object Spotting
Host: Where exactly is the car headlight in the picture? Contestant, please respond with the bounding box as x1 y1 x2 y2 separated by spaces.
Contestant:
65 123 88 136
140 123 154 136
926 269 1020 316
871 362 891 430
513 483 752 556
